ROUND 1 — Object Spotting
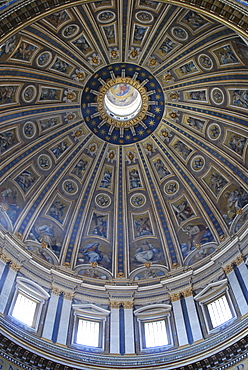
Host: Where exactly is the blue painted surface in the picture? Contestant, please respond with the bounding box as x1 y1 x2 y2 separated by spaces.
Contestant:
181 297 193 345
119 305 125 355
0 263 9 294
51 293 63 344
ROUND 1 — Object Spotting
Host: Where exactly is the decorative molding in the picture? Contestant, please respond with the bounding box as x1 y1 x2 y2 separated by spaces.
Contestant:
63 292 74 301
51 287 61 296
110 301 120 309
0 252 10 264
123 301 134 309
183 288 193 298
222 264 234 274
170 292 181 302
9 262 21 272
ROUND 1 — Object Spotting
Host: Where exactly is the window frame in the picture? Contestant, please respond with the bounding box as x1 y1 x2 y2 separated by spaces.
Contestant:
194 279 236 333
134 304 173 352
72 304 110 352
8 277 50 332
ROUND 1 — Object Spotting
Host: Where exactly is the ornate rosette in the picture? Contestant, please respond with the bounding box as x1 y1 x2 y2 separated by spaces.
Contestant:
81 63 165 145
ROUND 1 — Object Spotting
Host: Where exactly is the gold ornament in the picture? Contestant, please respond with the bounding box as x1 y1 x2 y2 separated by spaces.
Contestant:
144 261 151 268
41 242 48 249
149 58 157 66
91 261 98 268
117 272 125 278
169 92 179 100
170 292 181 302
164 73 172 81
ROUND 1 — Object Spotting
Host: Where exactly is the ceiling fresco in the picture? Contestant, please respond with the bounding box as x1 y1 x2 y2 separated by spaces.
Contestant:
0 0 248 282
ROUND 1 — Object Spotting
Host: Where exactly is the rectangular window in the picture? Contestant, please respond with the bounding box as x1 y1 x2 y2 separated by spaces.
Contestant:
11 291 38 327
76 319 100 347
144 320 168 348
207 295 233 328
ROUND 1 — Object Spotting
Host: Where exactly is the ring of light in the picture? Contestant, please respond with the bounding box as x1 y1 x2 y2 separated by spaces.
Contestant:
97 77 148 128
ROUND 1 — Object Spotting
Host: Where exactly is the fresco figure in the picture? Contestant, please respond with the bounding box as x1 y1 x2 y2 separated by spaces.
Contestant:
223 187 248 225
133 25 147 43
80 241 102 263
154 158 170 179
129 168 142 189
48 200 66 222
180 224 214 258
50 140 68 158
187 117 205 131
90 212 107 238
72 158 89 179
100 169 112 189
0 130 16 154
14 169 35 192
11 41 37 61
232 89 248 109
173 140 192 160
209 172 228 196
0 86 16 105
184 11 207 29
134 215 153 237
228 133 247 156
172 199 194 224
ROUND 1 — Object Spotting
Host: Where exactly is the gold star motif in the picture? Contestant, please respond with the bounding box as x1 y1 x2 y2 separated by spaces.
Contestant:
102 71 107 76
100 129 106 135
150 82 155 87
94 74 99 79
149 120 155 126
86 95 91 100
93 128 98 132
119 139 124 143
138 129 144 136
141 72 146 77
128 67 133 71
91 120 96 126
86 116 90 121
91 81 96 86
86 109 91 114
125 135 131 140
113 135 118 141
105 136 110 141
82 103 86 109
155 94 161 100
155 107 161 113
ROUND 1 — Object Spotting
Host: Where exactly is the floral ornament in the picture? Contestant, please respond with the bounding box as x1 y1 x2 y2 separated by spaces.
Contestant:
109 48 119 59
63 89 76 103
125 150 137 164
128 47 140 60
88 53 101 66
65 112 76 121
107 149 116 162
72 126 84 140
160 128 173 142
163 71 174 83
149 57 159 68
169 92 179 101
72 68 85 81
169 110 179 120
87 142 98 156
144 142 155 155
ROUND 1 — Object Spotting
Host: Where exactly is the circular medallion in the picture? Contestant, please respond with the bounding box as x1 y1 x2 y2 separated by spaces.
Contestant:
191 155 205 171
164 180 179 195
135 11 154 23
95 193 111 208
22 85 37 103
62 24 79 38
211 88 224 105
81 63 165 145
171 27 188 41
207 123 221 140
97 11 116 23
23 121 36 138
198 54 213 70
63 180 78 195
38 154 52 170
130 193 146 208
36 51 52 67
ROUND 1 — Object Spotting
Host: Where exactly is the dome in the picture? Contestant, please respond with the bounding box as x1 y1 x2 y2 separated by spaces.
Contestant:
0 0 248 369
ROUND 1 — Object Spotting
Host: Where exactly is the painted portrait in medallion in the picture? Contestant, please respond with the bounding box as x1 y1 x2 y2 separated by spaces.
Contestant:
198 54 213 70
135 11 154 24
36 51 52 68
62 179 78 195
223 130 247 158
97 11 116 23
37 155 52 171
207 123 221 140
202 166 229 198
106 83 139 106
164 180 179 196
171 27 188 41
62 24 79 39
130 193 146 208
191 156 205 172
95 193 111 208
23 121 36 139
22 85 37 103
211 88 224 105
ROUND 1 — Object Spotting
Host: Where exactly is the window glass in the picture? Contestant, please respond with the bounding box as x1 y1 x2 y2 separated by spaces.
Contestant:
144 320 168 348
12 292 37 327
207 295 233 328
76 319 100 347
